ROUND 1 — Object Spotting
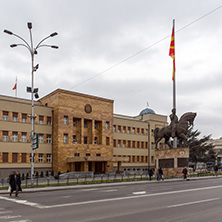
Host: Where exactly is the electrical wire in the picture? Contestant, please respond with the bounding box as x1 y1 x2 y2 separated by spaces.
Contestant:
70 5 222 89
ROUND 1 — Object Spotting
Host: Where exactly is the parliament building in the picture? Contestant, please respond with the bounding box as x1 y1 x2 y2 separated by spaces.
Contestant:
0 89 167 178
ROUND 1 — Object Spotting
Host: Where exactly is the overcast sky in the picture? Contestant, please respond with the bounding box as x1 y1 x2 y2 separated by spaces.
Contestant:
0 1 222 139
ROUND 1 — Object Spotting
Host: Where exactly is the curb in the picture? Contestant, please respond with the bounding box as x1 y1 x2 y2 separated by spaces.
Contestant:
0 175 221 195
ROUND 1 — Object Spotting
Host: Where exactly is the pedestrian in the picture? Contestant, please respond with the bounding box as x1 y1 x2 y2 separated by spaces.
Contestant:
148 168 154 181
9 171 22 197
214 165 218 177
182 167 188 180
157 168 164 181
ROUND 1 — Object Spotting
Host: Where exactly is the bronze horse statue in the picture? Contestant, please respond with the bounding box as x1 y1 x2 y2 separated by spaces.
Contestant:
154 112 197 149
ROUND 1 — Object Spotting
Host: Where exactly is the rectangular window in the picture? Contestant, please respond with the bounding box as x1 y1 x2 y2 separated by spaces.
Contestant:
64 116 68 125
12 112 18 122
123 140 126 148
133 141 135 148
106 137 110 145
113 125 116 132
73 118 77 127
38 154 44 163
74 153 80 157
118 126 121 133
63 134 68 143
118 140 121 148
137 128 140 135
96 153 101 157
137 141 140 148
47 154 52 163
137 156 140 162
12 153 18 163
141 128 144 135
123 126 126 133
141 142 144 149
47 117 52 125
39 134 44 143
39 116 44 124
128 140 131 148
3 131 8 141
94 122 97 129
84 120 88 128
12 132 18 142
132 128 135 134
86 153 90 157
3 153 8 162
47 134 52 144
21 132 27 142
113 139 116 147
22 113 27 123
94 137 97 145
84 136 88 144
128 127 131 134
146 129 148 135
73 135 77 143
106 121 110 129
21 153 27 163
3 111 8 120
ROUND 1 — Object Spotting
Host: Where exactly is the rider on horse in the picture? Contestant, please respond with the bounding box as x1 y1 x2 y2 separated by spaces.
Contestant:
169 108 178 138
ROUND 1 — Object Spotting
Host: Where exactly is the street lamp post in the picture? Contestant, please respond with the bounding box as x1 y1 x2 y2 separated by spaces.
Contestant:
4 22 58 187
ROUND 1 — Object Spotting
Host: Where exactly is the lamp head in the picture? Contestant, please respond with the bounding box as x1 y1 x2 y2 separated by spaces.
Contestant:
51 45 59 49
4 30 13 35
50 32 58 37
27 22 32 29
10 44 17 48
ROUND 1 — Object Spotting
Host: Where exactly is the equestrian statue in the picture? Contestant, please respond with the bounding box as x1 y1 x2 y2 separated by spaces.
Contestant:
154 108 197 149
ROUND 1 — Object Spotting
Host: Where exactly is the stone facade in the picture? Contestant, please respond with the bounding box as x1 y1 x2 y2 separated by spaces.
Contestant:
155 147 189 178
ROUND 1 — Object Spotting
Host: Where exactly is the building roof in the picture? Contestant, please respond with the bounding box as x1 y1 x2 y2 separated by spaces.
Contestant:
139 107 156 115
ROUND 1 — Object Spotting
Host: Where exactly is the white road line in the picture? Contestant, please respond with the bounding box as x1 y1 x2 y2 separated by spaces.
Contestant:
79 188 98 192
167 198 220 208
132 191 146 195
0 215 21 219
0 210 12 214
9 220 32 222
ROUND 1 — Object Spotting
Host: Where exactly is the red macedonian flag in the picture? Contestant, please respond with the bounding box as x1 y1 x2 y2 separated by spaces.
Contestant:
12 83 17 90
169 24 175 81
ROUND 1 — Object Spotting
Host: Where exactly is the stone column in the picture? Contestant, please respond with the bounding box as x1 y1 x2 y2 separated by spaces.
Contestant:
83 161 89 171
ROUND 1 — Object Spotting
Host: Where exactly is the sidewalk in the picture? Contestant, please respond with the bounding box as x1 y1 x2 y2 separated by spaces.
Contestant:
1 175 221 195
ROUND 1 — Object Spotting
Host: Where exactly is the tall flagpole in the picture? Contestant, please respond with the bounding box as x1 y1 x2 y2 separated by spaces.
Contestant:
172 19 176 110
15 76 17 97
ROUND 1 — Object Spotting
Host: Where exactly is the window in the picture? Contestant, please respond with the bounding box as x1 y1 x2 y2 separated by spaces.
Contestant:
47 134 52 144
123 140 126 148
141 142 144 149
72 135 77 143
39 116 44 124
74 153 80 157
137 128 140 135
141 128 144 135
118 140 121 148
3 131 8 141
12 153 18 163
86 153 90 157
3 153 8 162
47 117 52 125
146 129 148 135
113 139 116 147
128 140 131 148
96 153 101 157
12 132 18 142
151 156 154 163
137 156 140 162
84 120 87 128
132 141 135 148
94 122 97 129
21 132 27 142
38 154 44 163
39 134 44 143
123 126 126 133
132 128 135 134
22 113 27 123
22 153 27 163
12 112 18 122
106 121 110 129
113 125 116 132
106 137 110 145
64 116 68 125
84 136 88 144
118 126 121 133
94 137 97 145
63 134 68 143
137 141 140 148
47 154 52 163
3 111 8 120
73 118 77 127
128 127 131 134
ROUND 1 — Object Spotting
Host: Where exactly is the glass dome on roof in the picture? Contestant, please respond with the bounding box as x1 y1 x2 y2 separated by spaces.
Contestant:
139 107 156 115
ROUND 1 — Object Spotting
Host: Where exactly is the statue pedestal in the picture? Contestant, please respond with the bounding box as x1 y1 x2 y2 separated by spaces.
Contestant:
155 147 189 178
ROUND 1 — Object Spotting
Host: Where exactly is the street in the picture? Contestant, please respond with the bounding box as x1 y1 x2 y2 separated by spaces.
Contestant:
0 178 222 222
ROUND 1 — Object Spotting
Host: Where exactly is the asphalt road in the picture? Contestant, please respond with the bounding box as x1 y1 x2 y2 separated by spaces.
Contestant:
0 178 222 222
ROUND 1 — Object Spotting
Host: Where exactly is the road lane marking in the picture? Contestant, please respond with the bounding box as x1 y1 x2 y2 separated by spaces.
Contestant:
0 210 12 214
100 189 117 192
79 188 98 192
167 198 220 208
1 184 222 209
0 215 22 219
133 191 146 195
